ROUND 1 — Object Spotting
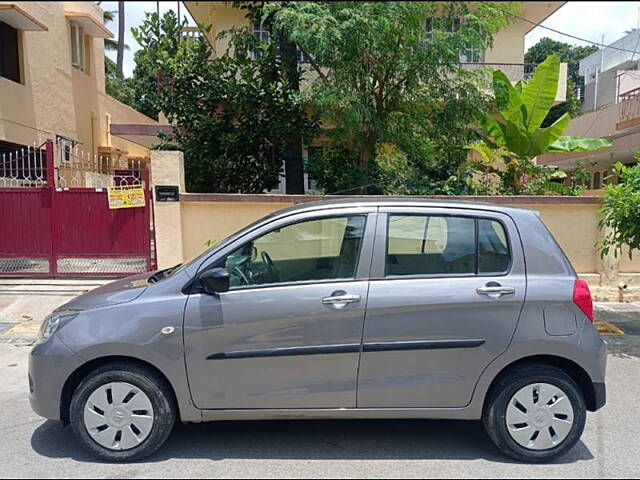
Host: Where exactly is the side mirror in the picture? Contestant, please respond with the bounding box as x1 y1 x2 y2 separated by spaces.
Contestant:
199 267 230 294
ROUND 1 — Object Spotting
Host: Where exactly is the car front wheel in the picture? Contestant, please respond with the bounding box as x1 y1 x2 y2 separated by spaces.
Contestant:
69 363 176 462
483 363 587 463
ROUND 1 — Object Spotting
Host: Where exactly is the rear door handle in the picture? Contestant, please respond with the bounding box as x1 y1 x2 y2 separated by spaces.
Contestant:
322 294 361 308
476 286 516 298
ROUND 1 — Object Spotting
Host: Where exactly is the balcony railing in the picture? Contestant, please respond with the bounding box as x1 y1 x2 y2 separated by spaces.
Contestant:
619 86 640 102
617 87 640 129
460 62 537 83
181 26 203 39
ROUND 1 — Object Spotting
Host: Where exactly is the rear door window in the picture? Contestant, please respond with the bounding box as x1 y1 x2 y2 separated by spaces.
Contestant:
385 214 511 277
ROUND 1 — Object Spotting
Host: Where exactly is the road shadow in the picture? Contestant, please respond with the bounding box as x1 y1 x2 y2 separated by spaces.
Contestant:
31 418 594 465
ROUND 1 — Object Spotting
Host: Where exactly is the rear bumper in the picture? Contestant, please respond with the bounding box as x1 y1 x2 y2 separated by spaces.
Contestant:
591 382 606 411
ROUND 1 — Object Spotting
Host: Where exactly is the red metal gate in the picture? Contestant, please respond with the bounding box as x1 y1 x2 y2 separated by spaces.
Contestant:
0 140 156 277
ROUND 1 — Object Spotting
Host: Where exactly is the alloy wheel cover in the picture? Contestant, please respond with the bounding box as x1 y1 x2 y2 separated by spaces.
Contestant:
505 382 575 450
83 382 154 451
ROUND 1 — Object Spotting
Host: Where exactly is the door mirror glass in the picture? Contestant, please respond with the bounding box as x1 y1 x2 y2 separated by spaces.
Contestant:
199 267 230 294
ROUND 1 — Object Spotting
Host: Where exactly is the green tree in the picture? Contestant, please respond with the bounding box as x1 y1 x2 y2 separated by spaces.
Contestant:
132 11 318 193
525 37 598 126
470 54 611 194
232 2 307 193
260 1 517 193
570 159 591 192
102 10 119 53
102 8 118 75
128 12 187 119
598 159 640 259
102 9 134 107
116 1 126 79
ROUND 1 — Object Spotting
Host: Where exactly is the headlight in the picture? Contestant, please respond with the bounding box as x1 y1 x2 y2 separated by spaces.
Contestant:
36 312 78 345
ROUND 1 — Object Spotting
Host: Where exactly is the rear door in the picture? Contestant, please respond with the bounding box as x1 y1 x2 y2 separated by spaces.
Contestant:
357 207 526 408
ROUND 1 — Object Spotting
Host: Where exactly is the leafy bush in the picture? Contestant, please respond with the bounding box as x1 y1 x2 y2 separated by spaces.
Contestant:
263 1 516 194
305 145 364 194
471 55 611 195
598 160 640 258
522 161 589 196
132 11 318 193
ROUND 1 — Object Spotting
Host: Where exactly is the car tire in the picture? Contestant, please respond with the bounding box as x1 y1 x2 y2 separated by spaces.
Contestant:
483 363 587 463
69 362 176 462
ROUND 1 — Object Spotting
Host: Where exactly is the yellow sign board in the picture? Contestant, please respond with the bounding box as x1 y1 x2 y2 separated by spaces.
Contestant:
107 185 146 209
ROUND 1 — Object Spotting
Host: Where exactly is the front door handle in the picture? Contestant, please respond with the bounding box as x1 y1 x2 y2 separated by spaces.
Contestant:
476 285 516 298
322 293 361 308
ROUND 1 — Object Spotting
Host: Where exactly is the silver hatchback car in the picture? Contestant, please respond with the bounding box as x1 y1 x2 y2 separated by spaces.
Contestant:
29 199 606 463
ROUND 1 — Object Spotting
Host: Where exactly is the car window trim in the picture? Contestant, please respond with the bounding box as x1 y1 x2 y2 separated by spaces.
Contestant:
220 276 368 293
382 212 513 279
209 213 372 292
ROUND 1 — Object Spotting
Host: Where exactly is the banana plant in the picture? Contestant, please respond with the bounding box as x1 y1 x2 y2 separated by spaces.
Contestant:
471 54 612 194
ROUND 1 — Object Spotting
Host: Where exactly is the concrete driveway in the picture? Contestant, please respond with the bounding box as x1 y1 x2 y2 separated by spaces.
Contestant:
1 342 639 479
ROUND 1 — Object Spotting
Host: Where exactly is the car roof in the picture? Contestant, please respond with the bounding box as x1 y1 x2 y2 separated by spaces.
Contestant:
268 197 534 219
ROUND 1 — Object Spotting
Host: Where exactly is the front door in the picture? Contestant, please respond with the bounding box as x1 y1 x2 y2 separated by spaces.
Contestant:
357 207 526 408
184 209 375 409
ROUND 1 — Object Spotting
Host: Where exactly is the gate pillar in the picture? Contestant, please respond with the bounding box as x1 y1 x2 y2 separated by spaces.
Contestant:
150 150 185 269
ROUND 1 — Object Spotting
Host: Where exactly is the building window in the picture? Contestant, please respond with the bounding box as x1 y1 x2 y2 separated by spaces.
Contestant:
70 22 86 71
253 22 311 64
252 21 270 59
0 21 21 83
425 17 461 40
253 21 270 43
56 136 77 164
593 171 601 190
460 48 483 63
424 17 482 64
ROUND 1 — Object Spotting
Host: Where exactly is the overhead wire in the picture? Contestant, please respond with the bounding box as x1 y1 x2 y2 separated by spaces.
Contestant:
497 6 640 55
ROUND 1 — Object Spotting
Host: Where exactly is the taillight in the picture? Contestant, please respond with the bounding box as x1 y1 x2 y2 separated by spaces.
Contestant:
573 279 594 322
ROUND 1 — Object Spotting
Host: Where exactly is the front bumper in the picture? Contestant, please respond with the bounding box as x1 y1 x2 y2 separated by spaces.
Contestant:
592 382 606 411
29 336 83 421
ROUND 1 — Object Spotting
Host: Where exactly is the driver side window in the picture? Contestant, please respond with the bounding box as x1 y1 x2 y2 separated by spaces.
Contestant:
224 215 367 289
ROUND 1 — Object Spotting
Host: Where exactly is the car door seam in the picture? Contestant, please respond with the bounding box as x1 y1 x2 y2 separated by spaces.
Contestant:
355 209 380 407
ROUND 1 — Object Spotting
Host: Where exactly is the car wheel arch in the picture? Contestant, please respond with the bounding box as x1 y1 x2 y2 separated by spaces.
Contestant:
481 354 598 413
59 355 180 425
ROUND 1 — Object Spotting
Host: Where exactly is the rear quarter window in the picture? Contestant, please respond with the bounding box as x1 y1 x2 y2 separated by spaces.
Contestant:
478 219 511 274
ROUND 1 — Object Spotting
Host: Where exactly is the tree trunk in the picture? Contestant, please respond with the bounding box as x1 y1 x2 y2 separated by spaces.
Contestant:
356 126 375 192
279 40 305 194
358 147 370 171
116 1 125 79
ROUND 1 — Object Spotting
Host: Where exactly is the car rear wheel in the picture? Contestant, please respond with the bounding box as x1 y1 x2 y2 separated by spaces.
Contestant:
483 363 587 463
69 363 176 462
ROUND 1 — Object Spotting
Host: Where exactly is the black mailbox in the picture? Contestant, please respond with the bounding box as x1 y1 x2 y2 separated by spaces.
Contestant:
155 185 180 202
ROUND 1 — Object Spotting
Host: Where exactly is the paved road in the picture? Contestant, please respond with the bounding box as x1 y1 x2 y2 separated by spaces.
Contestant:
1 344 639 479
